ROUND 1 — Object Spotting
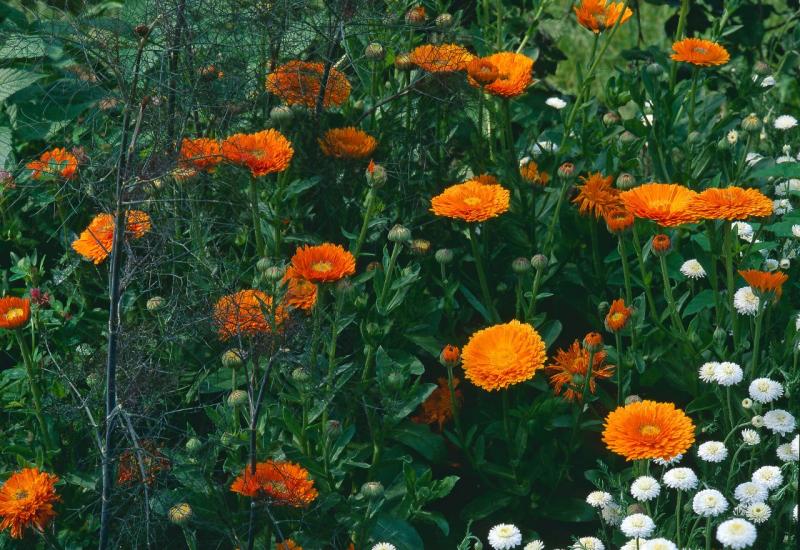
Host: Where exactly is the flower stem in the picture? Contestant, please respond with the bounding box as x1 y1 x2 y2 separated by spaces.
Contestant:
723 221 740 350
750 304 765 380
659 254 687 337
378 242 402 308
468 224 499 322
670 0 691 92
615 331 623 406
688 68 699 132
631 225 665 330
15 329 52 452
353 187 376 258
249 176 265 258
618 236 637 351
675 490 682 549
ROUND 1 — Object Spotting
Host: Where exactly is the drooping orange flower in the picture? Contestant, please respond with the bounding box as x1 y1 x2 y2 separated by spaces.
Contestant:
687 187 773 221
0 297 31 330
671 38 730 67
574 0 633 33
409 44 474 72
282 266 317 311
318 127 377 160
71 211 153 264
276 540 303 550
652 233 671 254
230 460 318 507
602 400 696 461
116 441 171 487
466 58 499 86
467 52 534 98
604 207 635 233
573 173 621 218
461 320 547 391
290 244 356 283
222 129 294 177
266 60 351 109
520 159 549 186
0 468 59 539
738 270 788 301
547 341 615 401
213 289 287 340
605 298 632 332
430 179 510 222
412 377 462 430
26 148 78 180
179 137 222 172
619 183 699 227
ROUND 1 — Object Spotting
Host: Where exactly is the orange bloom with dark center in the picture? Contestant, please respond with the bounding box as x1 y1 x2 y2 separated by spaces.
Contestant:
604 207 635 233
671 38 730 67
0 468 60 539
72 211 152 264
738 270 788 301
573 173 621 218
620 183 699 227
282 266 317 311
266 60 351 109
547 341 614 401
230 460 318 507
440 344 460 366
0 297 30 330
602 400 696 461
687 186 773 221
290 243 356 283
467 52 534 98
26 148 78 180
180 137 222 172
409 44 474 72
430 179 510 222
276 540 302 550
574 0 633 33
117 441 171 487
461 320 547 391
652 234 671 254
605 298 632 331
467 58 499 86
412 377 462 430
520 159 549 186
222 129 293 177
214 289 287 340
318 127 377 159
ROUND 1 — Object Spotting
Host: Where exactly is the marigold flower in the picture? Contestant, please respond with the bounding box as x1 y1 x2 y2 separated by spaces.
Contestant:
26 147 78 179
687 187 773 221
0 468 60 539
466 58 499 86
282 266 317 311
430 179 510 222
71 211 152 264
671 38 730 67
221 129 294 177
605 298 632 332
290 243 356 283
738 269 788 301
461 320 547 391
318 127 377 160
519 159 549 186
467 52 534 98
573 173 621 218
440 344 461 366
602 400 696 461
652 234 671 254
619 183 699 227
409 44 474 72
583 331 604 352
116 441 170 486
574 0 633 33
604 207 635 233
276 540 302 550
213 289 287 340
230 460 318 507
0 297 31 330
179 137 222 172
547 340 614 401
266 60 351 109
412 377 462 430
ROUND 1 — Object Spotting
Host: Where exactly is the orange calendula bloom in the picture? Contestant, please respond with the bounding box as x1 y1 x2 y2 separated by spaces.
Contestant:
409 44 474 72
276 540 302 550
282 266 318 312
467 52 534 98
440 344 461 367
605 298 632 332
461 320 547 391
71 211 152 264
318 127 377 160
230 460 318 507
574 0 633 33
519 159 549 186
619 183 699 227
180 137 222 172
430 179 510 222
412 377 462 430
222 129 294 177
573 173 621 218
738 269 788 301
213 289 287 340
652 233 672 254
0 297 31 330
266 60 351 109
117 441 171 487
26 147 78 180
602 400 696 461
604 207 635 233
0 468 60 539
290 243 356 283
671 38 730 67
547 340 614 402
687 186 773 221
466 58 499 86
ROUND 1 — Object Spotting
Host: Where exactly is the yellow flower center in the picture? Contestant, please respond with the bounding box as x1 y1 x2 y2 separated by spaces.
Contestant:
5 308 24 322
639 424 661 437
609 312 624 323
463 196 482 206
13 489 29 500
312 261 333 273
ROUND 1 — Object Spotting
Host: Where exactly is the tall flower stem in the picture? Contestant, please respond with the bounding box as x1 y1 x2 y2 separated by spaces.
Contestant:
688 68 699 132
477 89 485 163
468 224 499 322
705 517 712 550
705 223 723 327
15 329 52 452
675 491 682 549
249 176 265 258
353 187 377 258
750 304 765 380
669 0 691 92
723 221 740 349
631 225 665 330
378 242 402 308
615 331 624 406
659 254 687 337
618 236 637 351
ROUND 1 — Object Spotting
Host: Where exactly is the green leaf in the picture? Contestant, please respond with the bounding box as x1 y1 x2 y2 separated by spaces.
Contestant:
0 126 12 167
0 34 47 59
0 68 43 102
683 289 716 317
370 517 424 550
391 423 446 462
749 161 800 180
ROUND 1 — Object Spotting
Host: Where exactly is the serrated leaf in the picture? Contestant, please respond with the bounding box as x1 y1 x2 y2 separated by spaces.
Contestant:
0 68 43 102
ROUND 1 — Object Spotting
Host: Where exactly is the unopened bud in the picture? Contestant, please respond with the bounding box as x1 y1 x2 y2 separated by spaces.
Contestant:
652 234 671 255
264 266 285 282
741 113 761 133
185 437 202 453
388 224 412 243
326 420 341 436
583 332 603 353
365 43 385 61
646 62 664 76
395 52 413 71
597 301 610 316
134 24 150 38
146 296 165 312
435 13 453 28
405 5 427 25
616 173 636 189
270 105 294 125
227 390 248 407
366 161 387 187
440 344 460 367
168 502 192 524
619 131 637 145
603 112 620 126
558 162 575 178
531 254 548 270
435 248 453 265
361 481 385 498
741 398 753 409
386 371 404 390
713 327 727 344
410 238 431 256
687 131 701 144
625 394 642 404
257 257 272 272
753 61 770 76
512 257 531 274
292 367 311 383
222 349 245 369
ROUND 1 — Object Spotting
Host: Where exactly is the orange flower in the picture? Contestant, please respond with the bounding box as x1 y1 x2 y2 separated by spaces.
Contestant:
117 441 170 487
573 173 621 218
687 187 773 221
574 0 633 33
230 460 318 507
26 148 78 180
467 52 534 98
179 137 222 172
266 60 351 109
412 377 462 430
738 270 788 301
409 44 474 72
466 58 499 86
430 179 510 222
0 468 60 539
71 211 152 264
619 183 699 227
547 341 614 401
604 207 635 233
440 344 461 367
602 400 696 461
282 266 317 311
671 38 730 67
318 127 377 160
519 159 549 186
222 129 294 177
0 297 30 330
213 289 287 340
583 331 604 350
605 298 632 332
461 320 547 391
290 243 356 283
652 233 671 254
276 540 302 550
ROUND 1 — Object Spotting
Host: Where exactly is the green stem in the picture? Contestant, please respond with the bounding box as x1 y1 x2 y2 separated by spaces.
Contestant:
589 218 603 280
724 221 740 350
632 225 664 330
659 254 687 337
618 236 637 351
15 329 53 452
615 331 623 406
675 491 682 549
249 176 265 258
353 187 377 258
705 517 712 550
378 242 402 308
705 222 723 328
688 68 699 132
750 305 765 380
670 0 691 92
468 225 499 322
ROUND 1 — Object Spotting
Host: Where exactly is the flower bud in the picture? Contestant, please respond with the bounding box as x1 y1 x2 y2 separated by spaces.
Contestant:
717 138 730 151
227 389 248 407
366 160 387 187
741 113 761 133
361 481 385 498
435 248 454 265
168 502 192 524
531 254 548 270
687 131 701 144
270 105 294 125
405 5 427 24
388 224 412 243
726 130 738 145
713 327 727 344
185 437 202 453
134 24 150 38
597 301 609 316
365 43 385 61
264 266 285 282
394 52 413 71
222 349 245 369
86 372 100 387
440 344 460 367
779 258 790 269
435 13 453 28
146 296 165 312
751 415 764 428
625 394 642 405
646 62 664 76
753 61 770 75
512 257 531 275
410 238 431 256
326 420 342 436
741 398 753 409
386 371 404 390
602 111 620 126
291 367 311 383
616 173 636 189
583 332 603 353
627 503 645 515
618 130 637 145
557 162 575 178
256 257 272 272
473 543 484 550
651 234 671 255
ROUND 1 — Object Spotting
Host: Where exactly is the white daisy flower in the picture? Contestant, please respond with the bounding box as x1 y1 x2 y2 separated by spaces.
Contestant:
545 97 567 110
733 287 760 315
748 378 784 403
741 429 760 446
763 258 779 272
732 221 754 242
792 434 798 456
642 539 678 550
794 505 798 522
524 541 545 550
680 259 706 279
780 258 791 269
734 481 768 504
775 179 800 196
620 539 646 550
586 491 613 508
570 537 603 550
698 441 728 463
745 502 771 524
774 114 798 130
488 524 522 550
662 467 698 491
652 454 682 466
727 130 738 145
630 476 660 501
699 362 720 383
751 415 765 428
371 544 397 550
714 362 743 386
620 513 655 538
763 409 796 435
752 466 783 490
745 153 763 166
600 502 622 526
773 198 793 215
760 75 776 87
692 489 728 517
777 442 798 462
716 518 757 549
793 224 800 238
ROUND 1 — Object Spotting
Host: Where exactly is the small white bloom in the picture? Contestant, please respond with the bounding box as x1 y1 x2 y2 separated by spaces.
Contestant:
741 429 760 446
792 434 799 456
763 409 796 435
780 258 791 269
716 518 757 549
763 258 779 272
776 154 795 163
774 178 800 196
745 502 770 524
523 541 545 550
642 113 655 125
713 362 743 386
752 465 783 489
488 524 522 550
745 152 763 166
662 467 698 491
545 97 567 110
698 441 728 462
532 141 558 155
774 114 798 130
792 224 800 238
371 544 397 550
680 259 706 279
693 489 728 517
642 539 678 550
600 502 622 526
734 481 768 504
777 442 798 462
619 539 646 550
727 130 739 145
773 198 793 215
741 398 753 409
794 505 798 522
699 362 720 383
732 221 754 242
620 513 655 538
760 75 776 87
733 287 760 315
570 537 603 550
749 378 784 403
751 415 764 428
630 476 660 501
652 453 682 466
586 491 613 508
